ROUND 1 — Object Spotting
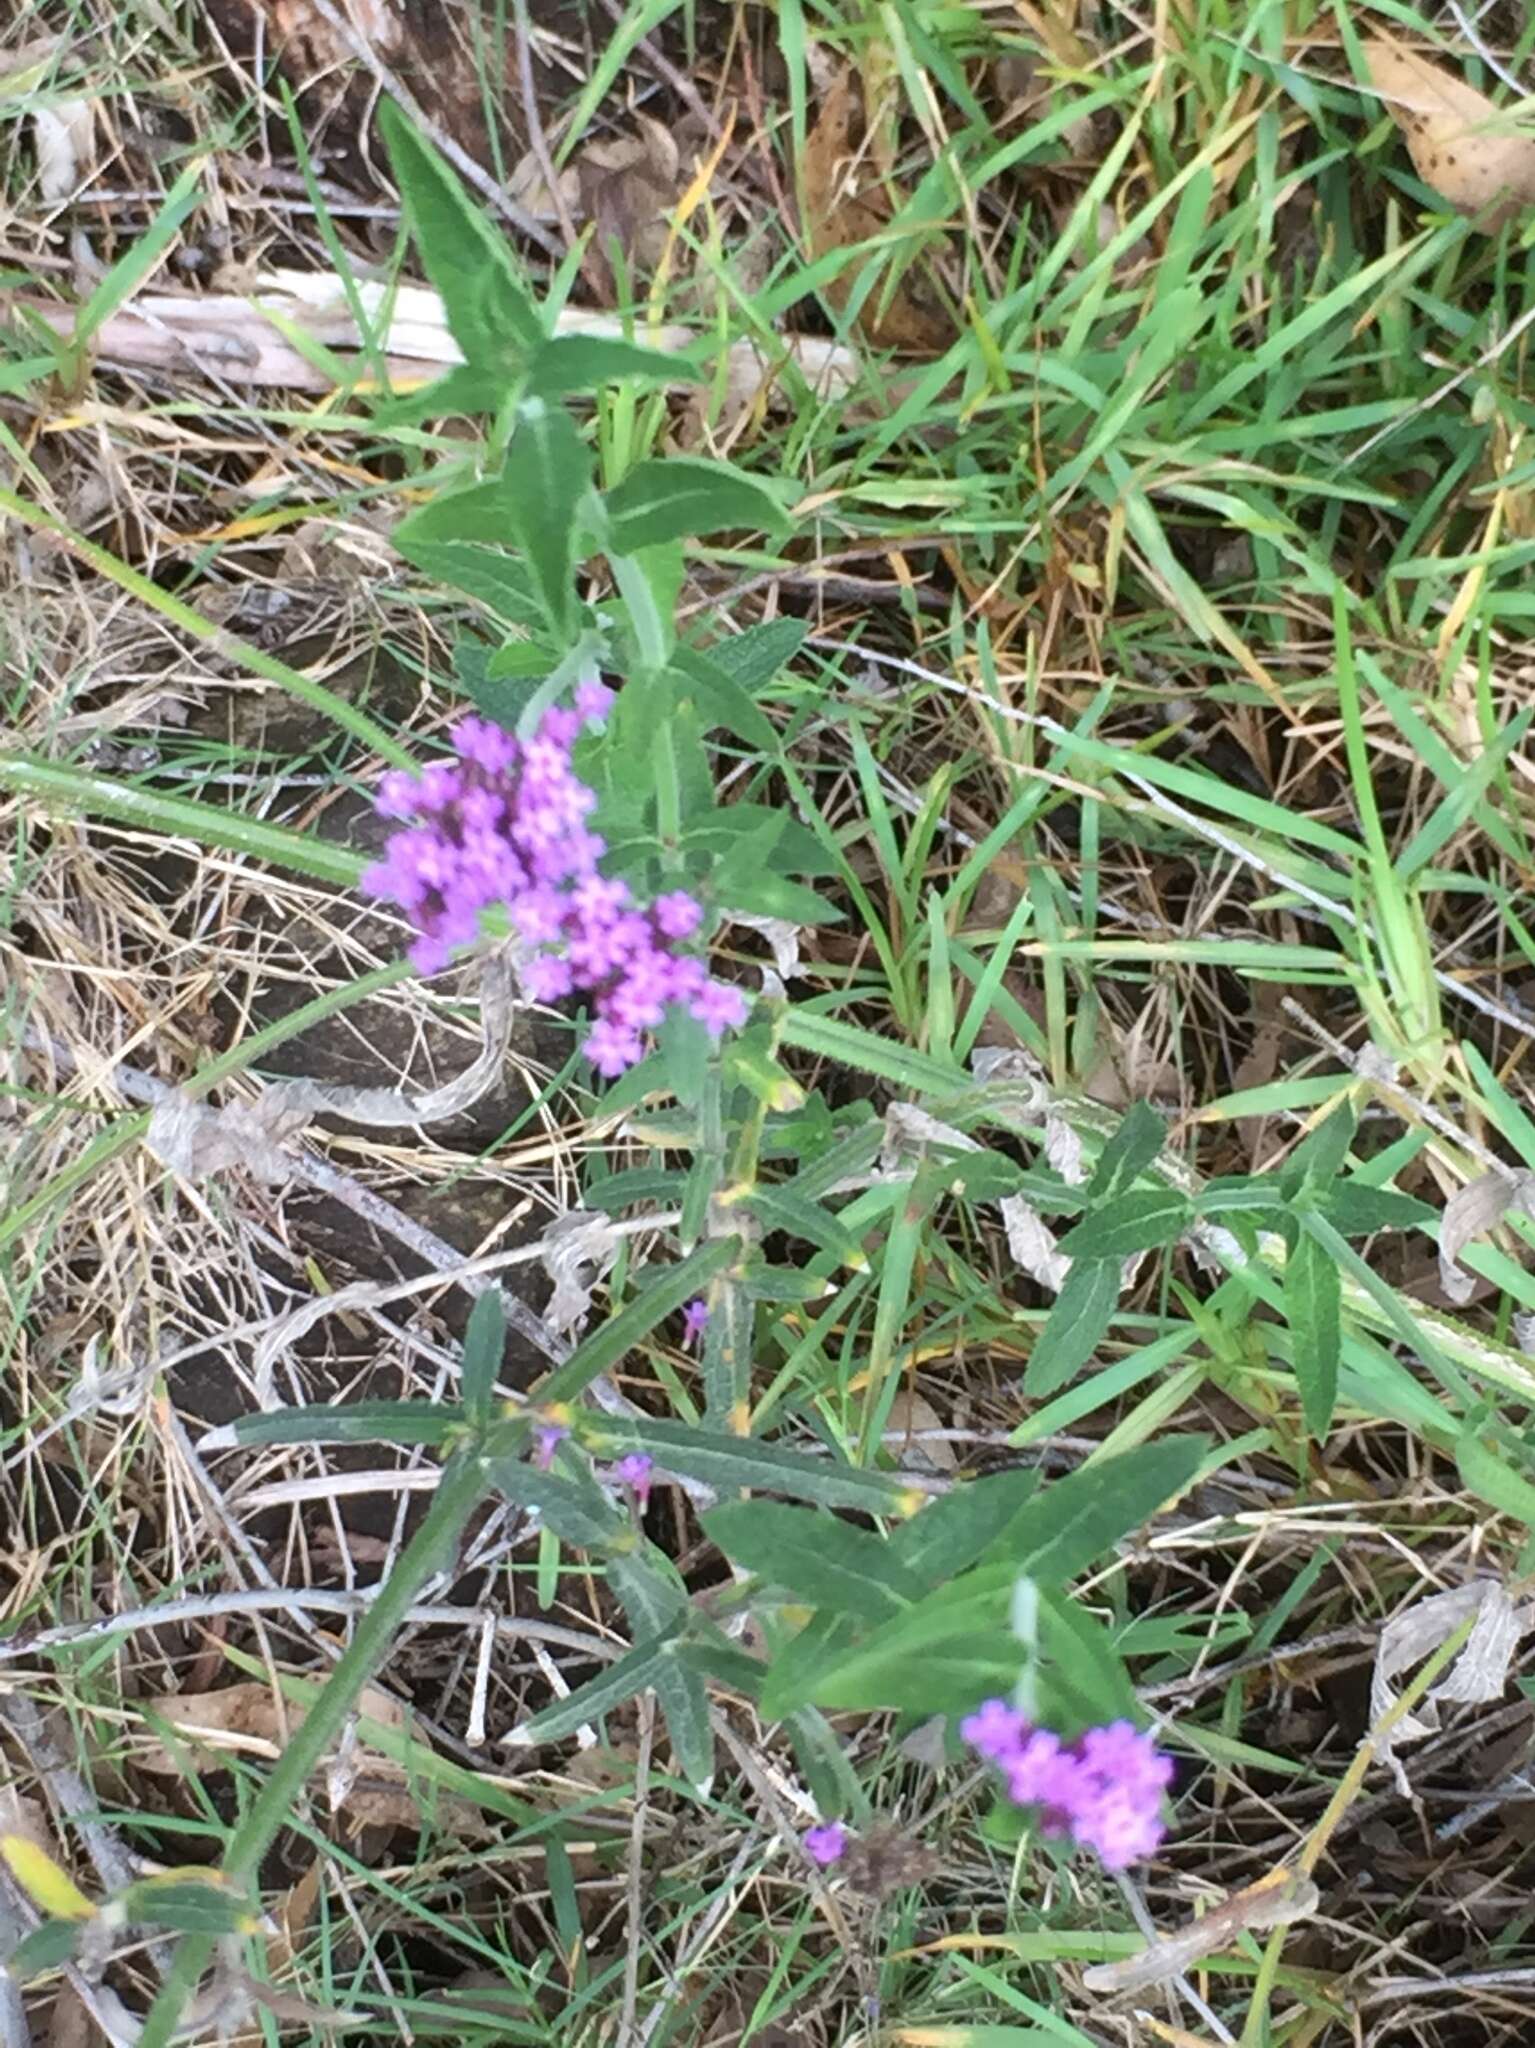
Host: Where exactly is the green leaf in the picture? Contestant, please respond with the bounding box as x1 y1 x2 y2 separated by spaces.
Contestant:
669 647 780 750
481 1461 625 1548
652 1649 714 1791
887 1468 1040 1584
779 1009 960 1096
372 360 514 423
512 1635 673 1747
759 1610 858 1724
717 868 834 925
707 617 807 693
391 533 546 627
526 333 701 397
6 1920 82 1979
1282 1099 1357 1201
1288 1222 1341 1438
461 1291 505 1429
1084 1100 1167 1204
378 102 541 377
1456 1427 1535 1529
503 402 592 639
760 1443 1205 1721
611 539 682 666
118 1878 262 1938
484 641 555 681
0 755 367 888
1058 1188 1193 1259
605 457 791 552
585 1416 912 1512
703 1502 922 1619
1317 1181 1435 1236
211 1401 461 1450
538 1238 741 1404
976 1438 1208 1584
610 1551 689 1639
741 1185 866 1266
1023 1258 1120 1396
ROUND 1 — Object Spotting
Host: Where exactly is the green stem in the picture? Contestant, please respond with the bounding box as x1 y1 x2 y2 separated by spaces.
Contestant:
0 488 414 769
133 1450 488 2048
0 756 369 888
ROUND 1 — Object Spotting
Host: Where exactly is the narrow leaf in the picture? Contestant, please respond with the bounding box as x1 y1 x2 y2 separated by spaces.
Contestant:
211 1400 461 1450
585 1415 912 1511
703 1501 921 1619
390 533 546 626
1023 1257 1120 1396
481 1461 624 1548
652 1651 714 1791
379 101 542 369
888 1468 1040 1584
978 1438 1209 1584
1288 1222 1341 1438
1084 1100 1167 1204
461 1291 506 1427
707 617 807 692
503 402 591 639
510 1635 673 1747
1057 1188 1192 1259
538 1237 741 1404
605 456 791 552
526 333 702 396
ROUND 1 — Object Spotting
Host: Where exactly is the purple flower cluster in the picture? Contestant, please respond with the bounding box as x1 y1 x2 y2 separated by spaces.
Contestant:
962 1701 1173 1872
363 692 749 1075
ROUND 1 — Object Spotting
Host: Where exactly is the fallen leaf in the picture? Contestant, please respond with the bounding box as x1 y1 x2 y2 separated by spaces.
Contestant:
801 69 951 351
1370 1579 1531 1795
1363 37 1535 230
1438 1167 1535 1305
32 98 93 203
135 1683 494 1846
576 113 685 300
883 1388 957 1472
136 1681 408 1770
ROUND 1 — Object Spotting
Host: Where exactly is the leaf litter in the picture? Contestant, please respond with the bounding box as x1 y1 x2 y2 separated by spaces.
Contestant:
1363 35 1535 228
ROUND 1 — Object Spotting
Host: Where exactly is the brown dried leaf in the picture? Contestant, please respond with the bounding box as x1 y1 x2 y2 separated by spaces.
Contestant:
136 1681 405 1769
883 1388 957 1472
576 114 686 300
137 1683 492 1844
1364 38 1535 230
800 70 951 351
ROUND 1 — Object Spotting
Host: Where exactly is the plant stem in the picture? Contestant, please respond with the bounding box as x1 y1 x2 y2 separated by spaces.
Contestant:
132 1450 487 2048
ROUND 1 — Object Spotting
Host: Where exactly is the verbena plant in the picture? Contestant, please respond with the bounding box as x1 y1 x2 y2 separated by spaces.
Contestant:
0 97 1499 2046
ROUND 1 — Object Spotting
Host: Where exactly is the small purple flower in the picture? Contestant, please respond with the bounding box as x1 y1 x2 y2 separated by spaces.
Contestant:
610 1453 654 1506
688 979 750 1039
803 1822 847 1867
533 1423 569 1471
960 1698 1027 1763
575 677 616 724
962 1700 1172 1872
653 890 704 940
584 1016 645 1078
682 1299 710 1348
